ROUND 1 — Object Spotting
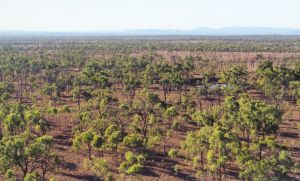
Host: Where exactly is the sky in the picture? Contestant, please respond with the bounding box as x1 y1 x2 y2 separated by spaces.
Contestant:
0 0 300 32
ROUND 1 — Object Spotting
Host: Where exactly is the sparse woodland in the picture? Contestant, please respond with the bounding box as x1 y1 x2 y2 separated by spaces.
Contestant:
0 36 299 180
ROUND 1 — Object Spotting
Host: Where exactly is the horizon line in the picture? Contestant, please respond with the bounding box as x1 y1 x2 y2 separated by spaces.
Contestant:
1 26 300 33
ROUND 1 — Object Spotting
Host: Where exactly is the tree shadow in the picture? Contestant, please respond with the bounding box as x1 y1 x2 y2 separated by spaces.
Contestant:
60 172 101 181
144 149 193 180
139 166 159 177
62 161 77 170
280 132 298 138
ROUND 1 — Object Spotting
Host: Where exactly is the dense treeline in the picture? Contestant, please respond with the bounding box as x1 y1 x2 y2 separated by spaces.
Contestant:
1 35 300 53
0 37 299 180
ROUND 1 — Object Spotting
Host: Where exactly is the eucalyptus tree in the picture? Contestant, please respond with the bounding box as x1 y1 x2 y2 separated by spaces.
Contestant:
83 157 111 180
82 62 112 89
255 61 295 104
180 56 195 93
157 63 173 102
273 64 295 100
237 94 283 142
104 124 123 164
1 104 49 136
0 82 14 103
90 89 116 118
0 134 59 180
141 64 155 88
43 61 60 85
192 106 220 127
123 72 141 104
161 106 178 154
72 130 102 160
236 138 295 181
130 89 163 147
289 81 300 102
207 125 238 180
220 65 249 95
179 94 197 123
71 76 85 110
181 126 212 168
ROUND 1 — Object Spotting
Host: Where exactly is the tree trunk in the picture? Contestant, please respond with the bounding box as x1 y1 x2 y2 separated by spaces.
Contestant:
42 170 46 181
163 86 167 102
259 144 262 160
200 151 203 165
199 98 202 111
77 97 80 110
88 145 92 160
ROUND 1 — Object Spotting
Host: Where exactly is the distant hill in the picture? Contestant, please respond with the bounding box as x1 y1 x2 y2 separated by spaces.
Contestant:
121 27 300 36
1 27 300 36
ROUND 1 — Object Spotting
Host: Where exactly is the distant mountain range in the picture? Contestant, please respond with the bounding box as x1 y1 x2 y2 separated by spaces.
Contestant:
120 27 300 35
1 27 300 36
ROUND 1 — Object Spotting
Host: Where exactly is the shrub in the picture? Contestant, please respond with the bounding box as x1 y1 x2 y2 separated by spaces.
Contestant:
119 151 146 175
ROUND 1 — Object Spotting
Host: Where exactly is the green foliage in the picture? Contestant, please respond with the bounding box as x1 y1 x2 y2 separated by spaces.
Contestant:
168 148 178 159
238 150 295 181
220 65 248 94
237 94 283 137
72 130 98 160
256 61 298 102
164 106 177 119
3 112 23 135
0 82 14 102
104 125 123 150
24 172 41 181
83 158 111 179
192 106 220 126
119 151 146 175
181 126 212 166
207 125 238 174
0 37 298 180
0 134 59 179
4 169 16 181
123 134 144 148
60 105 71 113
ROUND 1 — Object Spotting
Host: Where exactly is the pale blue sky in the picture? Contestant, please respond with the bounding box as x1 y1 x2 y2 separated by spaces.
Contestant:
0 0 299 31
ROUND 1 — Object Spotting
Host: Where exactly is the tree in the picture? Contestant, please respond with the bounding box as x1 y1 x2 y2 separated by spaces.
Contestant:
220 65 249 95
71 86 82 110
171 66 184 101
181 126 212 167
123 72 140 104
162 106 178 153
83 158 112 180
141 64 155 88
27 135 60 181
123 134 144 150
289 81 300 101
207 125 238 180
255 61 295 104
237 139 295 181
104 125 123 164
0 82 14 103
164 106 178 128
0 134 59 180
118 151 145 175
157 63 173 102
192 106 220 127
72 130 97 160
237 94 283 142
130 89 163 146
3 112 23 135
